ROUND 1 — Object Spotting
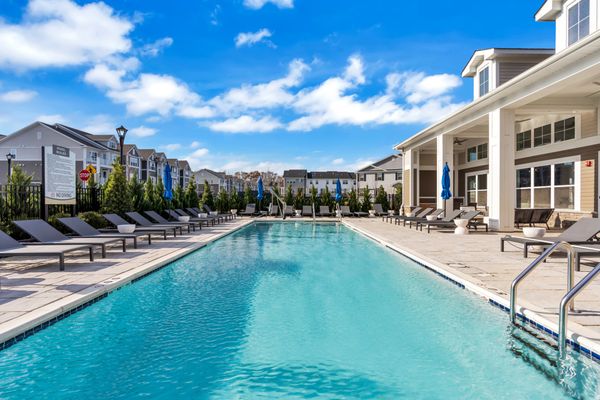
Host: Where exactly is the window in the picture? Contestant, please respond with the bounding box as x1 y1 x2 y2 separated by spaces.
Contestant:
88 151 97 162
467 147 477 162
516 130 531 151
467 143 488 162
479 67 489 97
375 173 384 181
359 174 366 181
533 124 551 147
395 171 403 180
343 180 348 184
466 173 488 207
568 0 590 46
554 117 575 142
516 161 576 209
108 141 117 149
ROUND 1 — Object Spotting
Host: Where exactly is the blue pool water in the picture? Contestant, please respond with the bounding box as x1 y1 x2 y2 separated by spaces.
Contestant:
1 222 599 399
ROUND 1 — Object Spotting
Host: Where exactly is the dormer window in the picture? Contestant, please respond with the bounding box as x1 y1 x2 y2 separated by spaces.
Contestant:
568 0 590 46
478 67 489 97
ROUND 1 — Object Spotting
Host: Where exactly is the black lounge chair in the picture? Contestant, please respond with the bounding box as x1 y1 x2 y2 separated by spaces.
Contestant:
269 205 279 216
125 212 183 236
373 204 386 216
302 205 313 217
340 206 354 217
103 214 170 240
58 217 151 248
417 209 465 233
193 207 223 223
354 210 369 217
395 207 433 226
13 219 125 258
144 210 200 232
501 217 600 258
0 230 93 271
283 205 294 217
241 204 256 216
203 205 233 221
167 209 212 227
404 209 445 228
531 208 554 229
514 209 534 228
319 206 331 217
190 208 218 224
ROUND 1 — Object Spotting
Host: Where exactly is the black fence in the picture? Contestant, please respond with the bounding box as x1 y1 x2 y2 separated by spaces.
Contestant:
0 185 103 223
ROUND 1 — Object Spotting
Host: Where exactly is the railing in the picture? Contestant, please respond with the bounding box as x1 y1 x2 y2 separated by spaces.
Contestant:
269 188 286 219
558 261 600 358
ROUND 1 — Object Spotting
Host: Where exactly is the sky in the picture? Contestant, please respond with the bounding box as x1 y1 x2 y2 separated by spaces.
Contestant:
0 0 555 174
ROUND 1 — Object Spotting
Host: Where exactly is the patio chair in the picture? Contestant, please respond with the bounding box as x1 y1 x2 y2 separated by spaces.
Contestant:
319 206 331 217
167 209 212 227
283 205 294 217
58 216 151 248
0 230 94 271
403 209 444 228
340 206 353 217
354 209 369 217
501 217 600 258
417 209 465 233
103 214 170 240
13 219 125 258
203 205 233 221
194 207 224 223
373 204 386 216
388 206 423 223
125 212 183 236
395 208 433 226
531 208 554 229
269 205 280 216
514 209 534 228
241 204 256 216
302 205 313 217
144 210 200 232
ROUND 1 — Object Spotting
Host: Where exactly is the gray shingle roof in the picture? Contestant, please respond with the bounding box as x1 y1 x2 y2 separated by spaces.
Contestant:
307 171 355 179
283 169 307 178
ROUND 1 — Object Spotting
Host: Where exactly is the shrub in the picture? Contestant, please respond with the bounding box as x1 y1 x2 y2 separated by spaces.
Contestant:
128 175 144 212
293 188 304 210
142 179 155 211
284 184 293 206
102 162 131 214
200 180 215 210
185 180 199 210
360 187 372 212
78 211 108 229
229 190 241 212
215 188 229 213
347 188 359 212
321 185 332 208
47 212 72 234
309 185 319 208
243 185 252 208
374 185 390 211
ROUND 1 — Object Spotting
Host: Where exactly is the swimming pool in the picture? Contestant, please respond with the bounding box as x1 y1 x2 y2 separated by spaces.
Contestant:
1 222 599 399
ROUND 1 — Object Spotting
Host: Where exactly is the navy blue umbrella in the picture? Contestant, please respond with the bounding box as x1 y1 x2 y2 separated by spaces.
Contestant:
163 164 173 201
335 178 342 202
441 162 452 214
257 176 264 201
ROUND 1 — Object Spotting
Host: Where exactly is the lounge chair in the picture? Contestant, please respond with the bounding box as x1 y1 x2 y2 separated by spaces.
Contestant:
103 214 170 240
269 205 279 216
13 219 125 258
125 212 183 236
501 217 600 258
167 209 212 227
373 204 386 216
0 230 94 271
417 209 465 233
404 209 444 228
302 205 313 217
514 209 534 228
395 208 433 226
340 206 354 217
203 205 233 221
354 210 369 217
193 207 223 223
531 208 554 229
241 204 256 216
58 216 151 248
144 210 200 232
319 206 331 217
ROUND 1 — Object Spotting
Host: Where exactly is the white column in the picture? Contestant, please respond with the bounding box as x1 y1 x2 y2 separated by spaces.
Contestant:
436 134 454 215
402 148 414 208
488 108 516 231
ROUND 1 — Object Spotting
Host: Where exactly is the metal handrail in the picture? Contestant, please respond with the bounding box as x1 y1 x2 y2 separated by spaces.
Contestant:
510 241 576 324
311 202 316 221
269 188 286 219
558 262 600 357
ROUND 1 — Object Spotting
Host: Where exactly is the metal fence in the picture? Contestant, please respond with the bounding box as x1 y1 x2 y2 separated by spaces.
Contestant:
0 185 103 223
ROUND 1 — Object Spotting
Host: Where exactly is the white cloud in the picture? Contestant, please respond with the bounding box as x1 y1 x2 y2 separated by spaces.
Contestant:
190 141 201 149
140 37 173 57
82 114 115 134
84 64 126 90
243 0 294 9
206 115 282 133
235 28 274 48
160 143 182 151
0 0 133 70
220 160 302 175
389 72 463 104
129 125 157 138
0 90 38 103
332 158 344 165
36 114 68 123
182 147 210 170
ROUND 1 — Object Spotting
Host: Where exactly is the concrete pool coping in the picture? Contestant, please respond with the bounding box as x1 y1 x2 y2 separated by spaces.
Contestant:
342 219 600 361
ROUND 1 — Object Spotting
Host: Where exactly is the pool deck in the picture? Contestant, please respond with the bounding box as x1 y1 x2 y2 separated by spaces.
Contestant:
342 218 600 357
0 218 253 348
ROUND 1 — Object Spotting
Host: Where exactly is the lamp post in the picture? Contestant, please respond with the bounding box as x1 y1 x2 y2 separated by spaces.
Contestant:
116 125 128 166
5 152 15 179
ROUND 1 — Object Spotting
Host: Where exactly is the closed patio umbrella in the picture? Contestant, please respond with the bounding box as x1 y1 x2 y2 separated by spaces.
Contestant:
257 176 264 212
163 164 173 201
441 162 452 216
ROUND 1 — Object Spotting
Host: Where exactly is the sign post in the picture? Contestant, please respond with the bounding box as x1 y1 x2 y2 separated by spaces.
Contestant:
41 145 76 219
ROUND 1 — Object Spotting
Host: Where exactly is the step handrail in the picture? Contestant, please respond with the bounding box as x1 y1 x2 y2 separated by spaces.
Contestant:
510 241 576 324
269 187 286 219
558 262 600 358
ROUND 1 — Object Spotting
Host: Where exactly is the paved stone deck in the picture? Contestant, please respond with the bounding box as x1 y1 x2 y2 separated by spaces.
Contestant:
0 218 253 345
343 218 600 354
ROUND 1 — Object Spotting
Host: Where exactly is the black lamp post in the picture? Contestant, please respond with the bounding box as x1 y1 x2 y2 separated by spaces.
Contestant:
116 125 128 166
5 152 15 179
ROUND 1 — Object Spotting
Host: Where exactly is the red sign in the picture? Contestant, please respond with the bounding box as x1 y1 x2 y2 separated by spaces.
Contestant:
79 169 91 182
585 160 593 167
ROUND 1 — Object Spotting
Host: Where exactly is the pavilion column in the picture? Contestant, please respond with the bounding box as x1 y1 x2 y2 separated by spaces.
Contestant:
436 134 454 215
488 108 516 231
402 148 414 211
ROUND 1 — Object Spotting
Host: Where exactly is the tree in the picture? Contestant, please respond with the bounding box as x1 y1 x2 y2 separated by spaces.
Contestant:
200 180 215 210
284 184 293 206
142 179 155 211
393 184 403 213
229 190 241 212
321 185 332 208
374 185 390 211
102 162 131 214
128 175 144 211
347 188 359 212
184 180 199 210
293 187 304 210
173 183 185 209
154 177 166 211
243 185 253 207
309 185 319 208
4 166 36 223
360 186 372 212
215 187 229 213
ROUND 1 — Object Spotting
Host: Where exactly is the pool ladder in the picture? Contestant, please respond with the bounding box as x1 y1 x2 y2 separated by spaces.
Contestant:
510 241 600 358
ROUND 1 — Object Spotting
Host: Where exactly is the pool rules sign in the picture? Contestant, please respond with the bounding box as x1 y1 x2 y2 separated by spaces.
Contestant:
42 145 76 205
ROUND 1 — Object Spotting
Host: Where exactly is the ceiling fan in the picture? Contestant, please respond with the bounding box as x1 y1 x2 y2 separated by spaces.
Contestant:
453 138 468 145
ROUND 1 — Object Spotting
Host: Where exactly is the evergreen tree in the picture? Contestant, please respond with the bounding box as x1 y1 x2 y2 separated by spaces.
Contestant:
5 166 35 221
360 186 372 212
215 188 229 213
293 187 304 209
154 177 166 211
374 185 390 211
173 183 185 209
229 190 241 212
395 184 403 213
142 179 155 211
128 175 144 211
284 184 294 206
321 185 332 208
102 162 131 214
309 185 319 208
184 180 199 210
200 180 215 210
347 188 359 212
243 185 253 207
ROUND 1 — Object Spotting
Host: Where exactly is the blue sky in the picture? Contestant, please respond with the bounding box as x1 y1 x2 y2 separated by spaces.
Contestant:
0 0 554 173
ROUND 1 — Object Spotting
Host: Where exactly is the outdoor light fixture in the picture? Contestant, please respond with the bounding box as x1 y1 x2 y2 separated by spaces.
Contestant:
5 152 15 179
116 125 128 166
